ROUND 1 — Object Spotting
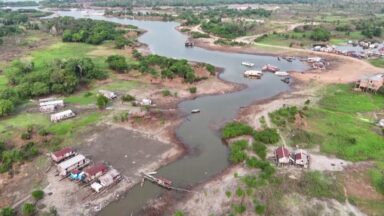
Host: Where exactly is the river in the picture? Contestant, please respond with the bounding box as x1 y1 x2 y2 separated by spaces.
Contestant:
47 9 309 215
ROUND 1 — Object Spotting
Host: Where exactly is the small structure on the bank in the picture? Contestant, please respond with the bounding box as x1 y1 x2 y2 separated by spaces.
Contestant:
57 154 90 176
51 147 76 163
377 119 384 128
139 98 152 106
355 74 384 92
39 99 64 113
244 70 262 78
84 162 108 182
90 168 122 193
50 110 76 123
294 149 310 168
275 146 291 166
98 90 117 99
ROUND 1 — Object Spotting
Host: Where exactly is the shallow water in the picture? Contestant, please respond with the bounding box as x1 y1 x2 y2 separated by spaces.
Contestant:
48 10 309 215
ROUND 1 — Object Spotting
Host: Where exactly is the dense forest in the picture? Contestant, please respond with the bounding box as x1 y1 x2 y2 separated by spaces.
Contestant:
44 17 137 46
0 1 38 7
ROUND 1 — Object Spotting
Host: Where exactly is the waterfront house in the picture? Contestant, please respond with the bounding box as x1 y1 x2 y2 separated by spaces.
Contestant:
57 154 90 176
51 147 76 163
84 162 108 182
275 146 291 165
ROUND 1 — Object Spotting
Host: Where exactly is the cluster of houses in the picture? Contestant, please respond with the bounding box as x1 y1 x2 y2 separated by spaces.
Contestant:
51 147 122 193
274 146 310 168
313 44 384 59
355 73 384 92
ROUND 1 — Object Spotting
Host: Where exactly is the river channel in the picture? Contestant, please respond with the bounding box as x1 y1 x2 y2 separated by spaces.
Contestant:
48 10 309 215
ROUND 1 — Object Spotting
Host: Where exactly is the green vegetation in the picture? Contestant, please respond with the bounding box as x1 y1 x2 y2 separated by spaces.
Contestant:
299 171 344 201
369 58 384 68
190 31 210 39
174 211 184 216
370 165 384 195
106 55 129 72
253 128 280 144
121 94 135 102
31 189 44 201
0 207 15 216
252 141 267 160
46 17 126 45
21 203 35 216
0 142 39 173
229 140 248 163
131 52 198 83
310 27 331 41
188 86 197 94
269 106 298 127
96 95 109 109
201 20 248 39
222 122 254 139
162 89 172 97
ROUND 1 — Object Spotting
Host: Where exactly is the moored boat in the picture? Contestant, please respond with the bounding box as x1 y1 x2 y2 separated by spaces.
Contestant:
261 64 280 72
275 71 289 76
191 109 200 113
241 61 255 67
244 70 262 78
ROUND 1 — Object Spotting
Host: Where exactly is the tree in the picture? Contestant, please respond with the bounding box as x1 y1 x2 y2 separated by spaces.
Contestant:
0 99 14 117
22 203 35 216
32 189 44 201
96 95 109 109
310 27 331 41
0 207 15 216
106 55 129 72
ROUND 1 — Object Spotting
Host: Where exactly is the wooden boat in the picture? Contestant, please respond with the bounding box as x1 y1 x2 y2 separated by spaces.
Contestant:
241 61 255 67
275 71 289 76
261 64 280 72
185 40 194 47
191 109 200 113
281 77 290 84
141 172 173 189
244 70 262 78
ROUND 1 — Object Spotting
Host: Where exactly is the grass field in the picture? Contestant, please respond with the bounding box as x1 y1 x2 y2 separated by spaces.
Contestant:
0 75 7 90
306 84 384 161
0 113 50 132
369 58 384 68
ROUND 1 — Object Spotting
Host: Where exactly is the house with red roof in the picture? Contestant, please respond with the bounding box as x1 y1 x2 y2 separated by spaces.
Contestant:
274 146 291 165
51 147 76 163
84 163 108 182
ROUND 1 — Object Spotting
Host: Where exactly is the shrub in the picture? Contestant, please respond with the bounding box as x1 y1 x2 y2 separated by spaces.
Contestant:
253 128 280 144
269 106 298 127
162 89 172 97
174 211 184 216
233 204 246 214
32 189 44 201
0 207 15 216
106 55 129 72
96 94 109 109
370 168 384 195
235 187 244 197
38 128 49 136
188 86 197 94
22 203 35 216
21 132 31 140
252 141 267 160
229 140 248 163
121 94 135 102
205 64 215 75
299 171 344 200
225 191 232 198
255 204 266 214
222 122 254 139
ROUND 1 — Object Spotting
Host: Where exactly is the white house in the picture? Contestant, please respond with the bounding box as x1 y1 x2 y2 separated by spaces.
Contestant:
39 100 65 113
50 110 76 123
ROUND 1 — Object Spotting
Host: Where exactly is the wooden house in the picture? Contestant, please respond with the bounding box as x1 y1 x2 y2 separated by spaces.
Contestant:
98 90 117 99
356 74 384 92
275 146 290 165
294 149 309 168
57 154 90 176
84 162 108 182
90 168 121 192
51 147 76 163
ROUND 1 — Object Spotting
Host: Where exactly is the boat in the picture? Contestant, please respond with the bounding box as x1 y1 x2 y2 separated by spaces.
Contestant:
141 172 173 189
185 40 194 47
261 64 280 72
281 77 290 84
191 109 200 113
244 70 262 78
275 71 289 76
241 61 255 67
